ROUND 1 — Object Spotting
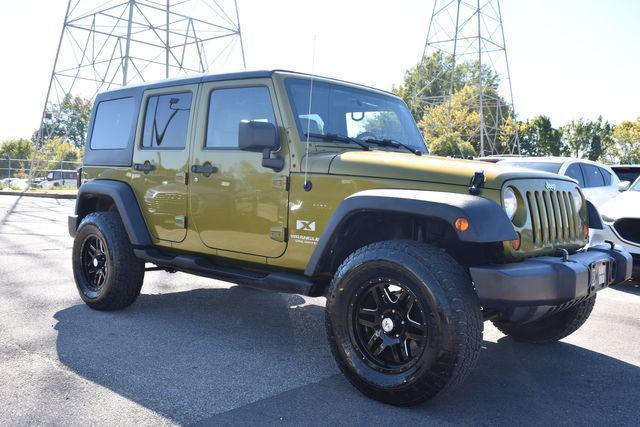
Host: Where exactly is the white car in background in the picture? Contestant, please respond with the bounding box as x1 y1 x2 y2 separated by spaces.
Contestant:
591 177 640 280
497 157 629 207
40 169 78 189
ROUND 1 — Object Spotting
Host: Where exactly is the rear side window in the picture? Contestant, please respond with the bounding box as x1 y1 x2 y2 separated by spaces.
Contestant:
206 87 276 149
142 92 193 149
599 167 612 185
582 164 605 187
565 163 585 187
90 97 136 150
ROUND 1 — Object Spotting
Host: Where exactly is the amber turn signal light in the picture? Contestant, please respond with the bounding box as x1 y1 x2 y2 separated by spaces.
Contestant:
583 224 589 239
454 217 469 232
511 232 521 250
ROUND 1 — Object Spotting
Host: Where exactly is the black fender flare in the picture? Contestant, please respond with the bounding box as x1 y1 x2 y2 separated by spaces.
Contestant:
304 189 517 276
73 179 152 246
586 200 604 230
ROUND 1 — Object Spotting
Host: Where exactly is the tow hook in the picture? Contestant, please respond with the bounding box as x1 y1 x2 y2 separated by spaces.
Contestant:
557 248 570 262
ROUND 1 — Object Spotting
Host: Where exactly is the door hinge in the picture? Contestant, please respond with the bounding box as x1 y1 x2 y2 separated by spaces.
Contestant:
270 226 287 242
272 175 289 190
176 171 188 185
174 215 187 228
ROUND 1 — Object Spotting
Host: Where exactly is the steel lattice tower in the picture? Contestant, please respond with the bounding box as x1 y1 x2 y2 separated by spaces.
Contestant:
35 0 246 149
418 0 518 156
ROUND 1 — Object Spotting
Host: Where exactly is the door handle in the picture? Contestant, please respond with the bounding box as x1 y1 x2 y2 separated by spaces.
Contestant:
133 161 156 173
191 162 217 177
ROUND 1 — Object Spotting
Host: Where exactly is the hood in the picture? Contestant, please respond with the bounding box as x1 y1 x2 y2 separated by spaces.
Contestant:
309 150 571 189
599 191 640 220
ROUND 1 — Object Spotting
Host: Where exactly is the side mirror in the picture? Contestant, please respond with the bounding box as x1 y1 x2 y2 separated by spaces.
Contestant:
238 120 284 172
618 181 630 192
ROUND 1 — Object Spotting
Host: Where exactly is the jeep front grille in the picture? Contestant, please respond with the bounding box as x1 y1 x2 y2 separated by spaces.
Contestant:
525 190 579 246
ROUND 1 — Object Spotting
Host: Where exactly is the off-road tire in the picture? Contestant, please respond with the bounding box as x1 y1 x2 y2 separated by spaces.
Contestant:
492 295 596 343
325 240 483 406
72 211 144 310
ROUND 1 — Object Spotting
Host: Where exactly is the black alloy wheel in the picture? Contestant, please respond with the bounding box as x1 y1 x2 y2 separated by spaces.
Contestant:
80 234 109 298
72 211 144 310
325 240 483 406
351 278 428 373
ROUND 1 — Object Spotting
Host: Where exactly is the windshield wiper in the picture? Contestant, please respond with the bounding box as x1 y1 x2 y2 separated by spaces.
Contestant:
304 132 370 151
363 138 423 156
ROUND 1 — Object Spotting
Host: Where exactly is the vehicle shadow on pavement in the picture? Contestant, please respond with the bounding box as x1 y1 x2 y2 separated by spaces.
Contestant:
611 281 640 296
200 338 640 426
54 286 640 426
53 286 334 425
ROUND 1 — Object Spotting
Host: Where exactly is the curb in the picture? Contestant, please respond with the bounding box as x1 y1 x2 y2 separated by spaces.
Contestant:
0 191 76 200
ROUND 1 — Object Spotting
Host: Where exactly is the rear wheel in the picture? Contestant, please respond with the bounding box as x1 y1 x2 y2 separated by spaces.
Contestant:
325 241 482 406
492 295 596 343
72 211 144 310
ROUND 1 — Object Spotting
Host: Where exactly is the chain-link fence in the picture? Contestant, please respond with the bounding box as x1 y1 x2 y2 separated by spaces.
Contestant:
0 158 81 190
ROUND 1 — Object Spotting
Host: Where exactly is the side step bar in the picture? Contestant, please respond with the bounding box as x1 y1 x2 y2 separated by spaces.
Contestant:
133 248 324 297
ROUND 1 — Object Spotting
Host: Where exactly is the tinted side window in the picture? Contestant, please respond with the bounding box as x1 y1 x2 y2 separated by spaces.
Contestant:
599 167 612 185
142 92 192 149
566 163 585 187
206 87 276 149
90 97 136 150
582 164 605 187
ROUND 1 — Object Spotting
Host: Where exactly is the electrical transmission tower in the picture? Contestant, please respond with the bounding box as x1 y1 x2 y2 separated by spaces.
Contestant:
418 0 518 156
32 0 246 179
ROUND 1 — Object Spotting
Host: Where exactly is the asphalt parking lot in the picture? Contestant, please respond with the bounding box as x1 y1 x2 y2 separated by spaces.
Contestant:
0 194 638 425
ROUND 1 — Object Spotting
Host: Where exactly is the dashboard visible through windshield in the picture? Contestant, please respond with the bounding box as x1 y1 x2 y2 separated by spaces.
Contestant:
285 78 427 152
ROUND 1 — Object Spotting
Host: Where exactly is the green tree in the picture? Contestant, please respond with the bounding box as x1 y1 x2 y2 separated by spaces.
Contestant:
36 93 92 149
395 53 511 155
612 118 640 163
0 138 33 159
394 52 500 123
428 132 476 158
560 117 614 161
418 85 480 145
518 116 564 156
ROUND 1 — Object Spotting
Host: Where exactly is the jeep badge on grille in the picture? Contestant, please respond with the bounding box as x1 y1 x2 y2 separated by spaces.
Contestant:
545 181 557 191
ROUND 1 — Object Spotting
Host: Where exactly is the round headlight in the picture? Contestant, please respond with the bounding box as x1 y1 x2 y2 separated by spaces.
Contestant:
573 190 583 211
503 187 518 220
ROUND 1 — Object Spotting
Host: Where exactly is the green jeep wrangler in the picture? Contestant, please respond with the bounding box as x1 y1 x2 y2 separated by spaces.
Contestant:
69 70 632 405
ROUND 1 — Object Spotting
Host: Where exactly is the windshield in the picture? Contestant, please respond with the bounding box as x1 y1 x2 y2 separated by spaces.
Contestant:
498 161 561 173
285 78 426 152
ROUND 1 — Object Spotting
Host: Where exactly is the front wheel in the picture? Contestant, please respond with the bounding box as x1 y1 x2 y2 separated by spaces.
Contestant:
492 296 596 343
325 241 483 406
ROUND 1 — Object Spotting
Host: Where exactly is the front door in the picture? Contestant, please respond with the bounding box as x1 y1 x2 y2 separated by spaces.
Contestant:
189 79 289 257
130 84 197 243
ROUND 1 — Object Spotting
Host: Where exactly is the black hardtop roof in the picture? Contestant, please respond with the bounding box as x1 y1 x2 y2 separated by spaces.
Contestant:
95 69 397 100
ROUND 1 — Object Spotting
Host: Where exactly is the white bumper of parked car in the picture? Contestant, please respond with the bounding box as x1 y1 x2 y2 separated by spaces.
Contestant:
590 223 640 255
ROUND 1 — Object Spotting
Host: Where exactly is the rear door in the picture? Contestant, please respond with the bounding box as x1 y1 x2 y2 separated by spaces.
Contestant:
130 84 197 243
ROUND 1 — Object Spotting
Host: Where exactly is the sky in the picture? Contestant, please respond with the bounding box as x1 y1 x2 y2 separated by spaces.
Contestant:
0 0 639 142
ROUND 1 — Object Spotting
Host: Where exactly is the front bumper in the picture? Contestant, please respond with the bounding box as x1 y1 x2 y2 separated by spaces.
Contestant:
470 243 632 309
